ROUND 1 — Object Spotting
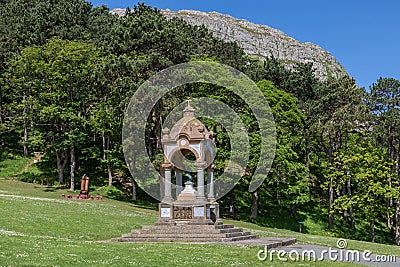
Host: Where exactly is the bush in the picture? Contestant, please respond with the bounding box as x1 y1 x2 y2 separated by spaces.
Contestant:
94 186 124 200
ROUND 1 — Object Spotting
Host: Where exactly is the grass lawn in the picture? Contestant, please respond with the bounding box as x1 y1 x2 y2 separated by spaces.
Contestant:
0 156 32 179
0 180 397 266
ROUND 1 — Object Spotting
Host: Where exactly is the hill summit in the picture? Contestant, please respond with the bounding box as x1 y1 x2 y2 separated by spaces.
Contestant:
112 8 347 80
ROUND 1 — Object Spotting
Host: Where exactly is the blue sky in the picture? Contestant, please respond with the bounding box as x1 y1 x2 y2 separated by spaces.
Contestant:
90 1 400 89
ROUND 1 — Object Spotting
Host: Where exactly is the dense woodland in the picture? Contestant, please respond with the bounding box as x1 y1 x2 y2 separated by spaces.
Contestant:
1 0 400 246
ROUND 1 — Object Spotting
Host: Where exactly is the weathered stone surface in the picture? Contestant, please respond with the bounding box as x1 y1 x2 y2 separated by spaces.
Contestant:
161 10 346 81
117 223 259 242
112 8 348 81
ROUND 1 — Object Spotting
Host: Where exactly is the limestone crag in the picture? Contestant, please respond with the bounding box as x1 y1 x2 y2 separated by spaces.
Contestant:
112 8 347 81
161 10 346 81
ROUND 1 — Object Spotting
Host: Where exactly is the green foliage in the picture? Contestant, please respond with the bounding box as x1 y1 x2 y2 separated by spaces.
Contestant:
1 0 400 246
257 80 309 209
329 135 398 242
0 154 32 178
94 186 125 200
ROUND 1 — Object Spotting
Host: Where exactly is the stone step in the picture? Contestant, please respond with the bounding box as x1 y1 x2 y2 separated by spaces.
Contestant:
123 231 253 239
120 237 225 242
229 235 258 242
117 222 257 243
225 231 251 238
119 235 257 243
137 228 221 234
142 224 235 231
219 228 243 233
134 227 244 235
214 224 235 229
125 233 228 238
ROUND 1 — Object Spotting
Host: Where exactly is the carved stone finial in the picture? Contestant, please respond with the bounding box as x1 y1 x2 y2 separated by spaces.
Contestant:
183 97 195 117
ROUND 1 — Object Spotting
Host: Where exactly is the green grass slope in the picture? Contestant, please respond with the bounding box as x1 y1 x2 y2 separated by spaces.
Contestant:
0 180 397 266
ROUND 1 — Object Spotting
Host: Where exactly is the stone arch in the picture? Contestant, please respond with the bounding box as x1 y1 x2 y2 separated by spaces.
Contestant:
169 147 200 171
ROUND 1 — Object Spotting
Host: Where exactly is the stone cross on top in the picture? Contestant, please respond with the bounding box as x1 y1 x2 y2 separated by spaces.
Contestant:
183 97 195 117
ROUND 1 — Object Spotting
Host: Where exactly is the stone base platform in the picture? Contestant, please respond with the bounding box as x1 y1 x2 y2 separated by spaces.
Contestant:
114 223 258 242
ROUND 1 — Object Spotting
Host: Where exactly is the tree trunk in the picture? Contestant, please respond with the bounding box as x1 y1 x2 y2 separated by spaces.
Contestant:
395 197 400 246
0 86 2 124
103 132 113 186
132 179 137 201
370 219 376 243
229 193 235 214
387 168 394 229
56 151 67 183
107 136 112 186
107 163 113 186
327 134 336 229
155 102 162 150
304 127 311 182
290 204 297 217
388 144 399 229
346 173 355 229
23 94 28 157
388 208 393 230
250 190 258 219
342 183 347 221
349 207 355 229
328 176 334 229
70 144 76 191
23 123 28 157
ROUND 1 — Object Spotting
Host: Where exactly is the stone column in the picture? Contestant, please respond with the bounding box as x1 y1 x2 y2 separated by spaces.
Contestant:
162 164 173 203
195 161 206 201
175 169 183 197
159 175 164 200
207 164 215 202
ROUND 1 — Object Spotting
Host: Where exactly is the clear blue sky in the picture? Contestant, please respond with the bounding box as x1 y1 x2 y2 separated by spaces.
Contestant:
90 0 400 89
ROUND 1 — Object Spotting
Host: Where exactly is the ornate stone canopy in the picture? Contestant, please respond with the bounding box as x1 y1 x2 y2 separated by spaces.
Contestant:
162 99 215 173
158 98 219 225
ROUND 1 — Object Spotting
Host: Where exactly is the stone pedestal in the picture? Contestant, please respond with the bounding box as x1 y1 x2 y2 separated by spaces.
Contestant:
176 181 196 201
157 202 219 225
156 180 219 225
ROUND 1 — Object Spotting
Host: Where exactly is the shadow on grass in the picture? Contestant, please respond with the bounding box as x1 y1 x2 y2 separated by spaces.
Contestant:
131 200 158 211
294 205 395 245
43 185 68 192
221 209 307 233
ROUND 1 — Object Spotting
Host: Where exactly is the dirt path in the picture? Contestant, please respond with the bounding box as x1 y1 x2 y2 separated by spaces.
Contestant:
17 153 44 175
1 153 44 180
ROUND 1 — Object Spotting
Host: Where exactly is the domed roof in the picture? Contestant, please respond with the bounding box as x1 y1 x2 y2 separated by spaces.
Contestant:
165 99 209 141
161 99 216 166
169 115 206 140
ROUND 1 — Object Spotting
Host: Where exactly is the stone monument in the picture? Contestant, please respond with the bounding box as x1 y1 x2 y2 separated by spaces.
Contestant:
118 99 257 242
158 98 219 225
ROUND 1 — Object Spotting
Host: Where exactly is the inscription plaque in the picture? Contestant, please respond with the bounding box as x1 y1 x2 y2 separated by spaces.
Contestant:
174 206 192 219
194 206 205 217
160 207 171 218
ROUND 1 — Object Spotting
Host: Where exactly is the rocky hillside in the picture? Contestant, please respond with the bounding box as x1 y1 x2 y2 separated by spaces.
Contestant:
112 8 347 80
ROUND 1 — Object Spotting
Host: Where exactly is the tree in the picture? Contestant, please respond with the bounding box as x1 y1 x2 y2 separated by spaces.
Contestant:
257 80 308 218
332 138 395 242
314 76 366 228
0 0 93 156
3 37 102 189
366 77 400 244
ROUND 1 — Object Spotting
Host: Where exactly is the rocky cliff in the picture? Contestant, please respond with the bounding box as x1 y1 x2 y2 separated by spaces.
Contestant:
112 8 347 80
